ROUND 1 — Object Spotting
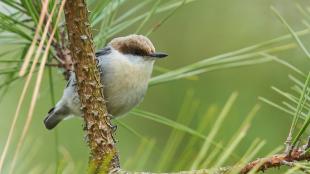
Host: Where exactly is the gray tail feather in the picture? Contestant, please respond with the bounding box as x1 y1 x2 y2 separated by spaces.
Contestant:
44 107 65 130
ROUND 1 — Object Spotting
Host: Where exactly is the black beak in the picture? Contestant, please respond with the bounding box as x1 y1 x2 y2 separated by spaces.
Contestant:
149 52 168 58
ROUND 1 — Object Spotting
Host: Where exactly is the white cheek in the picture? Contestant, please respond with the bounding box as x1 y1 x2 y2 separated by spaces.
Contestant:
98 50 154 116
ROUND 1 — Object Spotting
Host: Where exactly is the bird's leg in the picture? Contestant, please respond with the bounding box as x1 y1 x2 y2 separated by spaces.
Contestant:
106 114 118 133
104 114 118 143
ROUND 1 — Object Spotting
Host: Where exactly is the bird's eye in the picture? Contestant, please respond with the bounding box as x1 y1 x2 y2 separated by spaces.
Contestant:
133 49 144 56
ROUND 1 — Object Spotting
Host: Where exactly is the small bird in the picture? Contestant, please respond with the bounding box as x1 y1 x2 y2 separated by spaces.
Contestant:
44 34 167 129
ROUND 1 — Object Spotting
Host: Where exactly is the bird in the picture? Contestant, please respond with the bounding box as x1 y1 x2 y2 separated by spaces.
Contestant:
43 34 168 130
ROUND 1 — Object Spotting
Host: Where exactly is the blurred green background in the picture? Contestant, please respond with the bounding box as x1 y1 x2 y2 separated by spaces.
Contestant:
1 0 310 173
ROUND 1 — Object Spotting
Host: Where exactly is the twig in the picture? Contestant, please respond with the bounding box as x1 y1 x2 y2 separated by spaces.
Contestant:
240 148 310 174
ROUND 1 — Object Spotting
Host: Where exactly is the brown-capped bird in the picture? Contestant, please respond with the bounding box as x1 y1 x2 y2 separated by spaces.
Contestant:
44 34 168 129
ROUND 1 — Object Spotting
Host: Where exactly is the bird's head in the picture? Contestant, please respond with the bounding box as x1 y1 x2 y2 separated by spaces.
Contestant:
109 34 168 60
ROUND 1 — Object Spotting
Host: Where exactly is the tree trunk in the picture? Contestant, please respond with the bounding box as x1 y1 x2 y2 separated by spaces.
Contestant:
63 0 120 173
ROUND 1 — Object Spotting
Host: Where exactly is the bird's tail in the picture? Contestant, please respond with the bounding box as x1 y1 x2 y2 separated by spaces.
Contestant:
43 107 67 130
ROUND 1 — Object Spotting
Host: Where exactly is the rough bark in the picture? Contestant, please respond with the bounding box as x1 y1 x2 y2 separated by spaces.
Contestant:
63 0 120 172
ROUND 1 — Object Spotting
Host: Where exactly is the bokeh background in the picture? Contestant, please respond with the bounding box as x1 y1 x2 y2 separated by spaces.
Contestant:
1 0 310 173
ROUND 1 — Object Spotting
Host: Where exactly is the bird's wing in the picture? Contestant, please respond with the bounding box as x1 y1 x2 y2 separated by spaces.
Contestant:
65 72 77 88
95 46 112 57
65 74 72 88
64 47 110 88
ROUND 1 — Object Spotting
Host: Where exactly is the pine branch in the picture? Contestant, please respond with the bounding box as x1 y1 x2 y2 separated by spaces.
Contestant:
240 147 310 174
63 0 120 172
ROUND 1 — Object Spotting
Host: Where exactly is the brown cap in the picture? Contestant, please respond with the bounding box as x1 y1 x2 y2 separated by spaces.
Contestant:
109 34 156 56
